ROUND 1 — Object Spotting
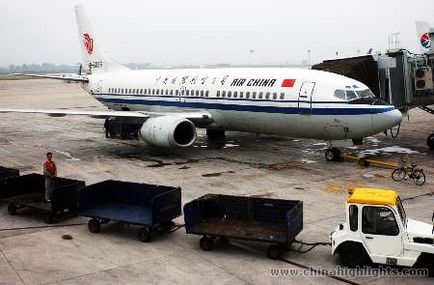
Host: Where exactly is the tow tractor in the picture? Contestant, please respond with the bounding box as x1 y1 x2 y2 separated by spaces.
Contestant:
332 188 433 275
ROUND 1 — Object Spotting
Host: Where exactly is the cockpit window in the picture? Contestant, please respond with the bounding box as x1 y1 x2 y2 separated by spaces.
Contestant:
334 89 375 101
356 89 375 99
334 90 346 100
345 90 358 100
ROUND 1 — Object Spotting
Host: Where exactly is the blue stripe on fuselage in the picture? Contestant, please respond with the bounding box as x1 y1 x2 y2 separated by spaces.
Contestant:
95 97 394 115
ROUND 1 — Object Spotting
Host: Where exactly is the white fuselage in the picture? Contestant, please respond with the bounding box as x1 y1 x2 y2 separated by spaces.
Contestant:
84 67 402 140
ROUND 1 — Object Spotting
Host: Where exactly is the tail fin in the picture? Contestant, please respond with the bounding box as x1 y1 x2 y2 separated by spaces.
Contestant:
74 5 128 74
415 21 432 53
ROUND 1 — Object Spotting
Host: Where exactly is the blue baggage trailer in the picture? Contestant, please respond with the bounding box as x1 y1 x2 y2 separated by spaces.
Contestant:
184 194 303 259
0 173 85 223
78 180 181 242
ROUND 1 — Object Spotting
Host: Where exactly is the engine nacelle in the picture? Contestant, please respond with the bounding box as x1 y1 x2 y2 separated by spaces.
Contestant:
139 116 196 147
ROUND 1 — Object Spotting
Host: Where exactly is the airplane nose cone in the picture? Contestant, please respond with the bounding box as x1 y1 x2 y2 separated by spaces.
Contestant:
389 108 402 127
372 108 402 132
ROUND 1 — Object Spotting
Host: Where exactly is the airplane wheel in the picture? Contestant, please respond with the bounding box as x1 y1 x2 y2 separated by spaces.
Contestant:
206 128 225 141
427 133 434 150
325 148 341 161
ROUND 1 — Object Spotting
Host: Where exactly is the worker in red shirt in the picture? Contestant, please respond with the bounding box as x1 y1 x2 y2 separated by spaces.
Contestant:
43 152 57 202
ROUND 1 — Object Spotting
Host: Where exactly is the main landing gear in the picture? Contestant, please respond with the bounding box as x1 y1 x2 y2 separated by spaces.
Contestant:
325 147 342 162
427 133 434 150
206 128 225 141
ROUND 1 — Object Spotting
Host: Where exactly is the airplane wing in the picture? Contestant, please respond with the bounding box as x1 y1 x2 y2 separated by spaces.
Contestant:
13 73 89 82
0 108 212 123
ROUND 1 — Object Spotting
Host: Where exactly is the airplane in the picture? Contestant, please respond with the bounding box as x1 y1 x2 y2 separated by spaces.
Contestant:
415 21 433 53
0 5 402 161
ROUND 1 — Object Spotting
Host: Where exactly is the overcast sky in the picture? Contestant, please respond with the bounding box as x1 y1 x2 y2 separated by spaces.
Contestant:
1 0 434 67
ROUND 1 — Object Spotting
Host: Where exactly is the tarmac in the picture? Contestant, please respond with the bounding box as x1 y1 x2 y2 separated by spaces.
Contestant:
0 79 433 285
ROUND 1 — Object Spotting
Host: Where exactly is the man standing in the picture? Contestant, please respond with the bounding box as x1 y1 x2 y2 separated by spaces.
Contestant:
43 152 57 202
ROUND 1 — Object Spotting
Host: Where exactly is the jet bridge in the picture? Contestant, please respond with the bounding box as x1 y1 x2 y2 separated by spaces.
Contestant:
313 50 434 149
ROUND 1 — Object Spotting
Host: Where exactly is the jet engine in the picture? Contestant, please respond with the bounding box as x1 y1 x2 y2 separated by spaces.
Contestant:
139 116 196 147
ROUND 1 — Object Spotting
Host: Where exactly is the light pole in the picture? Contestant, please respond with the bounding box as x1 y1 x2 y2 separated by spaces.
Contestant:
307 49 311 68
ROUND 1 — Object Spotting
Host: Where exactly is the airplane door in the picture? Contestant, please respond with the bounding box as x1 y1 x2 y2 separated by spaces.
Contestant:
96 80 103 94
298 81 315 115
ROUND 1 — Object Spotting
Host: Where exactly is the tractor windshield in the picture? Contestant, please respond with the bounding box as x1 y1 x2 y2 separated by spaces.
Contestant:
396 197 407 228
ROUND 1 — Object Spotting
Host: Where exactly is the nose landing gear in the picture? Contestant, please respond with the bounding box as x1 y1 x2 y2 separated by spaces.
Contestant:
325 147 342 161
427 133 434 150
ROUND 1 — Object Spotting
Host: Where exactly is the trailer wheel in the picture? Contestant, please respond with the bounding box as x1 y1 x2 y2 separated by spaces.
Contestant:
137 227 152 242
7 204 17 215
200 237 213 251
88 219 101 233
339 243 369 267
358 158 369 167
267 245 282 260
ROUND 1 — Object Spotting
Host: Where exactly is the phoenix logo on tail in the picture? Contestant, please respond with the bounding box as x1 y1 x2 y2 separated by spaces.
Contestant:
420 32 431 49
83 33 94 54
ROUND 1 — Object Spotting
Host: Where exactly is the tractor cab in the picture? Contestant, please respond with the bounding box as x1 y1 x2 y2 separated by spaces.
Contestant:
331 187 433 275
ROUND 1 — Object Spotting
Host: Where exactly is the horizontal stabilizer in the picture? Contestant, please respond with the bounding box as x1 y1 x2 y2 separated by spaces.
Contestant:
13 73 89 82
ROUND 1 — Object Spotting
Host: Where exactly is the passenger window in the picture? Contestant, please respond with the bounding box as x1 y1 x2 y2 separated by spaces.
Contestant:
152 89 155 95
170 90 173 95
258 92 263 99
280 92 285 99
362 207 399 236
161 89 164 95
234 92 238 98
165 90 168 95
175 90 179 96
246 92 250 99
265 92 270 99
222 91 226 97
217 91 220 97
349 205 358 232
140 89 143 94
156 89 160 95
186 90 190 96
228 91 232 98
252 92 257 99
201 90 204 97
273 92 277 100
240 92 244 98
205 91 209 97
345 90 358 100
196 90 200 96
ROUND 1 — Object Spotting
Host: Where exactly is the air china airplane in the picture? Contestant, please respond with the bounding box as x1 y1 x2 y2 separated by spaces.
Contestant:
0 6 402 161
